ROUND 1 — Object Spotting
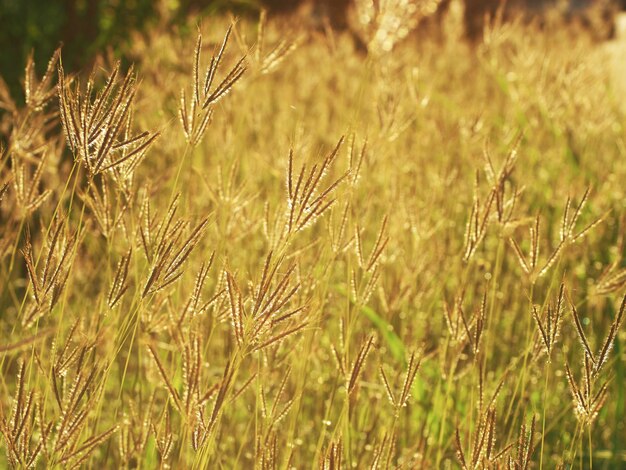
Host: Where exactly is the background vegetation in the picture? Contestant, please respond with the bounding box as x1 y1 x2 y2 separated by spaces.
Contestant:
1 1 625 468
0 0 261 96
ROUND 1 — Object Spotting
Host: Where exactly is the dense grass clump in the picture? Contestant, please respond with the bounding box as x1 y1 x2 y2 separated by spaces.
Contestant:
1 5 625 468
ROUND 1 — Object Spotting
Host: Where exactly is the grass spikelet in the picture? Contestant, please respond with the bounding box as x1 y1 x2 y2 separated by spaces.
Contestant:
11 151 52 215
108 248 131 308
225 270 245 347
347 335 374 396
141 196 208 297
152 407 173 463
379 365 396 407
58 60 158 179
147 344 183 413
20 219 77 327
179 25 246 147
398 350 421 408
570 301 596 365
285 137 348 236
320 439 342 470
462 171 495 262
455 406 499 469
532 282 564 360
593 293 625 376
510 415 536 470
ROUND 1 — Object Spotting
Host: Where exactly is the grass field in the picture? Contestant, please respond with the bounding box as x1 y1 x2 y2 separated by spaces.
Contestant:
1 4 625 468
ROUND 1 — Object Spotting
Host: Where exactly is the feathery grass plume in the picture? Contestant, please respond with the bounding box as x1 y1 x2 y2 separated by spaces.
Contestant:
1 48 61 163
204 161 260 244
320 439 343 470
107 248 132 308
0 361 43 468
256 368 294 454
285 137 349 237
593 223 626 295
462 290 486 357
206 161 251 210
151 406 173 464
567 293 626 375
82 176 129 239
146 344 184 413
508 415 537 470
563 295 624 425
176 255 221 327
47 320 83 385
564 357 608 427
532 283 565 361
570 301 596 365
359 265 381 306
347 335 375 396
148 334 246 452
594 264 626 296
477 367 508 419
354 222 364 268
444 288 486 357
443 288 469 343
202 359 236 443
375 87 417 142
379 366 396 407
26 350 117 467
559 187 606 243
380 349 422 413
508 214 536 277
463 171 495 262
482 134 523 228
478 0 519 48
140 193 208 297
463 133 530 262
1 9 626 468
54 425 118 468
117 393 155 466
233 9 301 76
225 270 245 348
509 213 564 281
592 293 625 376
180 333 203 417
511 188 605 280
179 26 246 147
351 215 388 305
21 219 77 327
58 60 159 179
24 48 62 111
347 135 367 188
10 150 52 215
455 407 509 469
224 252 308 353
256 430 279 470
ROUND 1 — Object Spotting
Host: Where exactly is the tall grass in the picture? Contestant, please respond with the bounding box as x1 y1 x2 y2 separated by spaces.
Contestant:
1 4 625 468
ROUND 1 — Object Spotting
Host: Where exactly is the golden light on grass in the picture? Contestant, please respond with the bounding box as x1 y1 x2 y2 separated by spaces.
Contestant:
1 4 625 468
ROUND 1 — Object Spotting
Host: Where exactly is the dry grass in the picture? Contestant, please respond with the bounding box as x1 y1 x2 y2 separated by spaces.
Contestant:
1 3 626 468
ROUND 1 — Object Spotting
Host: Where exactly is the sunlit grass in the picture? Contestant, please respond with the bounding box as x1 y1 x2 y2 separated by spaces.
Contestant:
0 5 625 468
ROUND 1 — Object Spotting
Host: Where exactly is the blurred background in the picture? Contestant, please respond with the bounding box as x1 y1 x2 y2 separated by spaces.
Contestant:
0 0 258 95
0 0 623 96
